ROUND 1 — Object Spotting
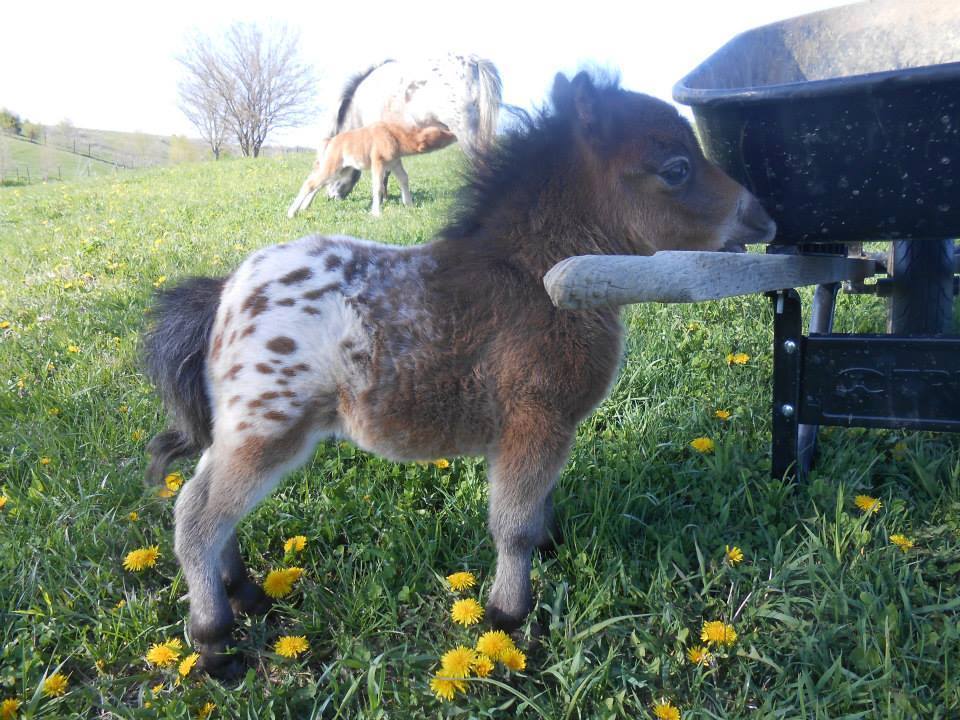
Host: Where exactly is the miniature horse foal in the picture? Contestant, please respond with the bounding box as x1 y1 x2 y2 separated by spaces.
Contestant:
144 71 775 677
287 122 456 217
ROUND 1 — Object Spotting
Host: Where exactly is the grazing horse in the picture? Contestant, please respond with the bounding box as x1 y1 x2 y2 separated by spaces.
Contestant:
286 122 456 217
322 54 502 200
143 71 776 678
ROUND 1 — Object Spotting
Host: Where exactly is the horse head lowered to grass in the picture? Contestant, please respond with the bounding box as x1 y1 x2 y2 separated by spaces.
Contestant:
143 70 775 677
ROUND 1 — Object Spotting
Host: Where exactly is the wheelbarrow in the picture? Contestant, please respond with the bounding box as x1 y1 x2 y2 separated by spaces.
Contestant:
545 0 960 479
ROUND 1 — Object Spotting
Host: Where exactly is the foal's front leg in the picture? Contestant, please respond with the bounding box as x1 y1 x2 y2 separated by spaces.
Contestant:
486 424 573 630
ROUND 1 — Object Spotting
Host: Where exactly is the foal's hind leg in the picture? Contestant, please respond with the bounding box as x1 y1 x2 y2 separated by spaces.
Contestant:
485 420 574 630
221 532 272 616
175 446 292 677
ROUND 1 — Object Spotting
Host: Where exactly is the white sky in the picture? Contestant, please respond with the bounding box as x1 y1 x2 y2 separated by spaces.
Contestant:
2 0 849 147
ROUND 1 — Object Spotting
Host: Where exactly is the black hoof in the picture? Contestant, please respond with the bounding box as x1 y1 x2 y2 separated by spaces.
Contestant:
485 604 527 633
198 651 245 682
228 580 274 617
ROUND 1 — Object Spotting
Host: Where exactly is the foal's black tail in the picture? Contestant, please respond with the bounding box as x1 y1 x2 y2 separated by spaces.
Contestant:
142 276 226 486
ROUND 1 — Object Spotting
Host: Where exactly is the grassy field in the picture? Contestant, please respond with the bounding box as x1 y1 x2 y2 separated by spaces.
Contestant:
1 149 959 719
0 134 120 184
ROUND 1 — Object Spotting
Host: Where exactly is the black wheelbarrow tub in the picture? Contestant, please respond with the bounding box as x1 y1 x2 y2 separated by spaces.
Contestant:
674 0 960 244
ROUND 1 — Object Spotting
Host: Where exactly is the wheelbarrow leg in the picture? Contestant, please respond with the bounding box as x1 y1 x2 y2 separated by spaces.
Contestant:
796 282 840 477
770 289 803 480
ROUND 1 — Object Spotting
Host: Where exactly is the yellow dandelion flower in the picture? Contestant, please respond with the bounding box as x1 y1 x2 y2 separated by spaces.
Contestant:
690 437 715 453
726 352 750 365
472 653 494 678
714 409 731 420
500 647 527 672
0 321 10 330
686 645 711 666
151 683 164 695
701 621 737 646
145 640 181 667
47 407 61 416
274 635 308 658
284 535 307 553
450 598 484 626
262 567 304 598
153 276 167 288
197 702 216 720
131 429 145 442
123 546 160 572
653 700 681 720
0 496 7 511
127 511 138 522
476 630 514 661
67 345 80 354
725 545 744 565
178 652 199 677
854 495 881 514
429 674 466 702
42 673 68 697
892 441 908 460
1 699 21 719
440 646 475 679
432 458 450 469
39 457 52 466
890 534 914 553
164 471 183 493
118 404 129 414
446 571 476 592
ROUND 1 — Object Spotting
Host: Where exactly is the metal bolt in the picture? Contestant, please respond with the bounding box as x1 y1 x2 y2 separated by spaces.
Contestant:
781 404 795 418
783 340 797 354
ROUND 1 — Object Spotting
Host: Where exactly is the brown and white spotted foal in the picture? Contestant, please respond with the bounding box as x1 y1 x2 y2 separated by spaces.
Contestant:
143 70 775 677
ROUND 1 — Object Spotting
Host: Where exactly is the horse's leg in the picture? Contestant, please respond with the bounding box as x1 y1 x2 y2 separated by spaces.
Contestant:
221 532 272 616
534 490 563 554
391 160 412 206
370 158 384 216
175 437 308 677
173 451 241 678
287 166 328 218
485 419 573 630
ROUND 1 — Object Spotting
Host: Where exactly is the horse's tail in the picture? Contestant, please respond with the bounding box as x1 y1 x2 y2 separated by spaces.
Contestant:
472 57 503 155
327 59 396 138
142 276 226 485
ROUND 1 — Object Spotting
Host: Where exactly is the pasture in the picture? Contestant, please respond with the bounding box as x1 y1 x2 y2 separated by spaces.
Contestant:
1 148 959 718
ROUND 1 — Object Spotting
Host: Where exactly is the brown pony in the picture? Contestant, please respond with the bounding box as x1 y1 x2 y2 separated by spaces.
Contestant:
143 71 775 677
287 122 456 217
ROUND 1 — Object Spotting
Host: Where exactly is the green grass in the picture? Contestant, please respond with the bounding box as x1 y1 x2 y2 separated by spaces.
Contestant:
1 149 959 719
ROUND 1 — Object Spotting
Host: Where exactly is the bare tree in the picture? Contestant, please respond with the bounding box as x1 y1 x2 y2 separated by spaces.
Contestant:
177 64 228 159
178 24 316 158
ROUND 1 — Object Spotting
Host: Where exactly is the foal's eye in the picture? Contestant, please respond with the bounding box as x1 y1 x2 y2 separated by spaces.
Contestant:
659 158 691 187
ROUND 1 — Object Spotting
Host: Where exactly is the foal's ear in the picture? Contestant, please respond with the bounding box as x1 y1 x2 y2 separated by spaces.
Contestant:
570 72 599 128
556 71 612 149
551 73 574 112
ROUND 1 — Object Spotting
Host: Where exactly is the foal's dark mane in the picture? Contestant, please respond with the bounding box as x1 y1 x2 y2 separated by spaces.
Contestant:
334 60 396 134
440 73 624 245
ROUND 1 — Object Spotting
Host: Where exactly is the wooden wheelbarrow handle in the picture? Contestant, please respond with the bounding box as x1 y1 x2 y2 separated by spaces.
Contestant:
543 252 877 310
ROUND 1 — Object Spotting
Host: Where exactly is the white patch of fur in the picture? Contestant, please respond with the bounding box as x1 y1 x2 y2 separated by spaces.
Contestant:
207 234 438 449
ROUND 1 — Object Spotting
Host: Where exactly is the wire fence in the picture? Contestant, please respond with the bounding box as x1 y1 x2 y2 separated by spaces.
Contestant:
0 130 314 185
